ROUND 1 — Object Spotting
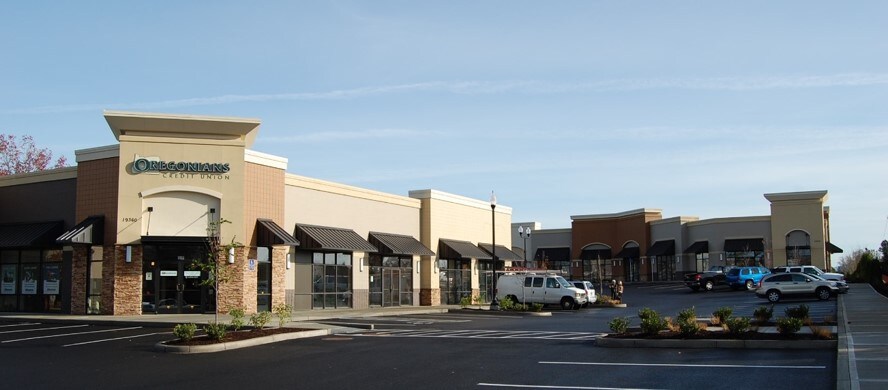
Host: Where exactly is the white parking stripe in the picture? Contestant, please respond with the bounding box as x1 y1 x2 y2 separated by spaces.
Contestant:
63 331 170 347
479 383 663 390
2 326 142 343
0 324 88 334
539 361 825 369
0 322 40 328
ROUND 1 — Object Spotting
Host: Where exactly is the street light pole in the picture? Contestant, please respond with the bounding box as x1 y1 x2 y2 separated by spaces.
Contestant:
490 191 499 311
518 226 531 268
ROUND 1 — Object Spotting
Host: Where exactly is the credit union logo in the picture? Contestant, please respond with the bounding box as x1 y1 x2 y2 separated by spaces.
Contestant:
131 156 231 174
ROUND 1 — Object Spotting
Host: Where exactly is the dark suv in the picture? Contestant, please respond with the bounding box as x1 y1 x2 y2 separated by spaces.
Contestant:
725 266 771 290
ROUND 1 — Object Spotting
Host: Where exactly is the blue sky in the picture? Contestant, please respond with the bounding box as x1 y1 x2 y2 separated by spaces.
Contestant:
2 1 887 260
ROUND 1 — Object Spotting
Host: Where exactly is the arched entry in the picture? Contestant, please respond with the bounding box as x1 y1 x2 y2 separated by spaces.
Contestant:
785 230 811 266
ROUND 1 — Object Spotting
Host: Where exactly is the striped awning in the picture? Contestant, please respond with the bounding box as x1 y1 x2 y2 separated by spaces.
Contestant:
56 216 104 245
369 232 434 256
295 224 376 252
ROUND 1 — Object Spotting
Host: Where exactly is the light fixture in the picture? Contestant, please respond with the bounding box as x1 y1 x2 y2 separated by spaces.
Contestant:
286 253 292 269
416 260 420 274
359 257 364 272
125 245 132 263
228 247 235 264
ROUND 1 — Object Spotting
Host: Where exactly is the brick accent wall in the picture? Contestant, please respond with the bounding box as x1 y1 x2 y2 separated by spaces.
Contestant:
75 157 119 244
217 247 253 314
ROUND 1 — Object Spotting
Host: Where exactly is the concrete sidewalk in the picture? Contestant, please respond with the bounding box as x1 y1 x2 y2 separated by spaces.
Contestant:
838 284 888 390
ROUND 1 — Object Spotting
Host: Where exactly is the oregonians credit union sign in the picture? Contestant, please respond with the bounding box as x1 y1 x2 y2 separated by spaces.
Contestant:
131 156 231 179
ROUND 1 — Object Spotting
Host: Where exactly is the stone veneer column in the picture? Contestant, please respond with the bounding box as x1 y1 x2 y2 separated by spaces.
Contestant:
69 246 89 315
271 247 287 308
217 247 255 314
112 245 143 315
420 288 441 306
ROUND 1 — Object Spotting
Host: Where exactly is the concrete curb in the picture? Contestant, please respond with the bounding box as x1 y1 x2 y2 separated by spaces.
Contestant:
596 337 837 349
836 292 850 390
154 329 330 354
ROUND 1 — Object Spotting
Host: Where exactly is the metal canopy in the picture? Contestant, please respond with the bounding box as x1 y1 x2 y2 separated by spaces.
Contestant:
56 216 104 245
295 224 376 252
438 239 491 260
647 240 676 257
0 221 64 248
684 241 709 254
369 232 434 256
478 243 522 261
256 219 299 246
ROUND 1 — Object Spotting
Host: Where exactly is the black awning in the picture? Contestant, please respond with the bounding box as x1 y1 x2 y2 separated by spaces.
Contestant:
0 221 64 248
724 238 765 252
56 216 104 245
478 243 522 261
580 248 612 260
684 241 709 254
295 224 376 252
369 232 434 256
826 242 844 254
647 240 675 257
614 246 640 259
439 239 491 260
534 247 571 262
256 219 299 246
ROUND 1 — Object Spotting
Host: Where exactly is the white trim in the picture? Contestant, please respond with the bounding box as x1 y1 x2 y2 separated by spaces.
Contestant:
0 166 77 187
245 149 287 170
75 144 120 162
408 189 513 214
140 185 223 199
686 216 771 226
571 208 661 221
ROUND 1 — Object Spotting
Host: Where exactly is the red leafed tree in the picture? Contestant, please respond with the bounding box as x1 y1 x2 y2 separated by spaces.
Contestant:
0 134 68 176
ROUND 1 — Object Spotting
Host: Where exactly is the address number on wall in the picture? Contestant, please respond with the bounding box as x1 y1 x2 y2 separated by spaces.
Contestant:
122 217 138 223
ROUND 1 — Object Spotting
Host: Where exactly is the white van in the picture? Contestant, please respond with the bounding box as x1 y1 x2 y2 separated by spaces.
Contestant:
495 273 588 310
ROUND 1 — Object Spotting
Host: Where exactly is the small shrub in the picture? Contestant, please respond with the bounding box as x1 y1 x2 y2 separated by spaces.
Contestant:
459 295 472 308
637 307 658 321
173 323 197 341
753 305 773 324
609 317 630 334
712 307 733 324
250 311 272 330
273 304 293 327
597 295 613 304
229 308 246 331
809 325 834 340
531 303 544 312
498 297 516 311
776 317 803 335
676 307 699 336
204 321 228 341
724 316 751 335
640 313 668 336
785 304 810 320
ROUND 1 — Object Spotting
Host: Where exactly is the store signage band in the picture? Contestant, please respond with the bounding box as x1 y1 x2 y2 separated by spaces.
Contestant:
132 157 230 174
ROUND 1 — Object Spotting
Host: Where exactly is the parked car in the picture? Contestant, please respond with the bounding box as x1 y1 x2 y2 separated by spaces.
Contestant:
683 266 734 292
725 266 771 290
496 273 588 310
568 280 597 306
772 265 849 293
754 272 839 302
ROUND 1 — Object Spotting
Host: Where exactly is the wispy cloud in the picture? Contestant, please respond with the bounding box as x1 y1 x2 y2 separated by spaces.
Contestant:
260 128 444 143
4 73 886 115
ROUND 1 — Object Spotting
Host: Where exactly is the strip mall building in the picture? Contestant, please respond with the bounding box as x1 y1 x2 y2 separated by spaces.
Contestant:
0 111 841 315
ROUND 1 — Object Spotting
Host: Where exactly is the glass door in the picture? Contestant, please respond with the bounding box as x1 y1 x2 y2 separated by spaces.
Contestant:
156 262 180 314
369 266 382 307
383 269 400 307
144 243 209 314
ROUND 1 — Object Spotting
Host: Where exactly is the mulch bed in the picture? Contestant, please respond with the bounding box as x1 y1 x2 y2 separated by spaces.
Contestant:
605 330 831 341
165 327 312 346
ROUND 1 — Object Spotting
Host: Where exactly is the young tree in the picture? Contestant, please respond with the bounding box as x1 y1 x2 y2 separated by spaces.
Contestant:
0 134 67 176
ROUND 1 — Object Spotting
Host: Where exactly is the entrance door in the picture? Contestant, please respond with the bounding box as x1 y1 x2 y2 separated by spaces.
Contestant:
383 269 400 307
143 244 208 314
155 261 205 314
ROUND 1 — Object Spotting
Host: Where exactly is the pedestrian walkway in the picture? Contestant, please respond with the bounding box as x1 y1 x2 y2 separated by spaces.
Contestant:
838 284 888 390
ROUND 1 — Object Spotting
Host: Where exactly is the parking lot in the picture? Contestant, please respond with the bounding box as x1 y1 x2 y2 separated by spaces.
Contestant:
0 282 842 389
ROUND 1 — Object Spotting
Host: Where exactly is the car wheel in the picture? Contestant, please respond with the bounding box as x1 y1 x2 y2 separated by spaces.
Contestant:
766 290 781 303
703 280 714 291
745 280 755 291
816 287 831 301
560 297 575 310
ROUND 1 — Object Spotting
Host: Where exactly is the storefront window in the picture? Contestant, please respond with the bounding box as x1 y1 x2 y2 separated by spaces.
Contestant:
1 250 18 311
786 230 812 266
88 246 103 314
695 252 709 272
256 247 271 312
1 249 63 312
369 255 413 307
311 252 352 309
438 259 471 305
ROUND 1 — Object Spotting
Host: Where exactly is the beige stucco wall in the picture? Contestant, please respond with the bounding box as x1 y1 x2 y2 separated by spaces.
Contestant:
765 191 829 268
283 174 424 305
409 190 513 301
